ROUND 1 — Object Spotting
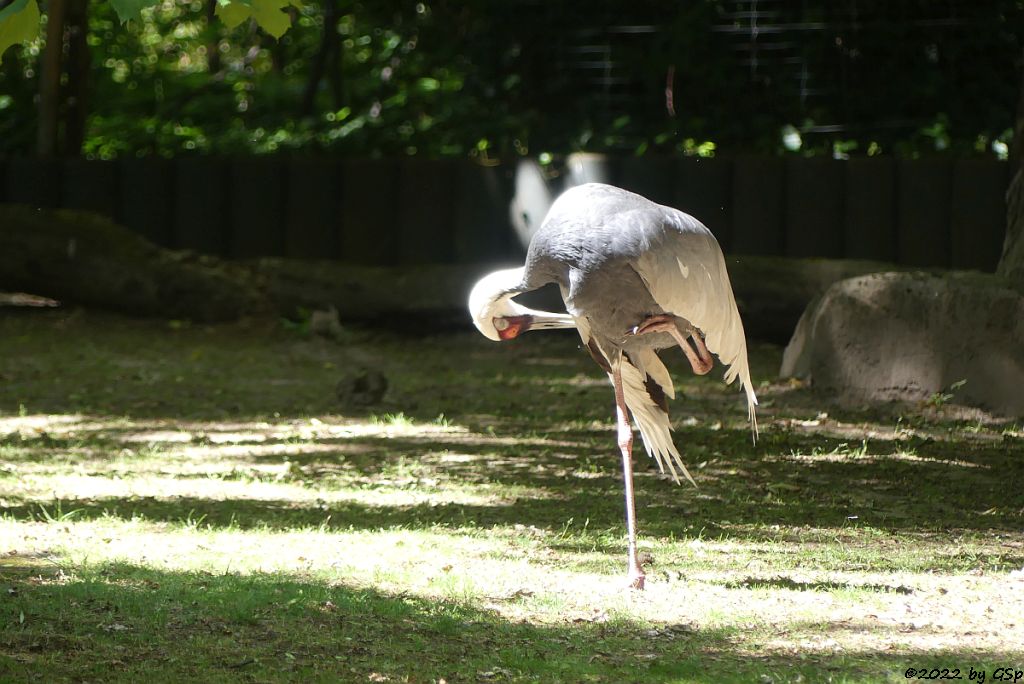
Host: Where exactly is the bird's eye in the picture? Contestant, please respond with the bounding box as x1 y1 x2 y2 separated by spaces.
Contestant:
493 317 509 331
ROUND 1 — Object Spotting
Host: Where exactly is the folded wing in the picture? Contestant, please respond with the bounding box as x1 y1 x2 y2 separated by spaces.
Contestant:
632 214 758 434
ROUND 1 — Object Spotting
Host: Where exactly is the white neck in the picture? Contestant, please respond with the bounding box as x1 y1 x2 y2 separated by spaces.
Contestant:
469 266 575 340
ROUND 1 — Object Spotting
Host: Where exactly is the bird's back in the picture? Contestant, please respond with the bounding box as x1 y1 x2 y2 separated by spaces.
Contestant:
523 184 716 342
524 183 758 433
524 183 712 286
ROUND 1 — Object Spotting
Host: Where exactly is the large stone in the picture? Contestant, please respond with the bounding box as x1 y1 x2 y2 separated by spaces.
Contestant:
781 271 1024 417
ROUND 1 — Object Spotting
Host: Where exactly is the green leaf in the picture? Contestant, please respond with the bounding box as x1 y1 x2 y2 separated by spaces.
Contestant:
0 0 40 63
215 1 252 30
108 0 158 24
216 0 295 37
250 0 293 39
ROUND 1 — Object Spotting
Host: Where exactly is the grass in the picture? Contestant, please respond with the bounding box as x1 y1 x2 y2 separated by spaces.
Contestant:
1 308 1023 683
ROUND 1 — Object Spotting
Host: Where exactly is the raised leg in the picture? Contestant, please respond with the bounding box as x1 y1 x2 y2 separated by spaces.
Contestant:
633 314 713 375
612 360 645 590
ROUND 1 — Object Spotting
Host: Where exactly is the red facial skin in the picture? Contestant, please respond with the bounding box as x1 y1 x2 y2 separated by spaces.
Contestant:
494 315 532 340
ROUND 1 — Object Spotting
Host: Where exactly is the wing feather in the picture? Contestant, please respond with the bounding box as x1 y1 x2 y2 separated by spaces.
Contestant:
618 353 694 486
574 311 691 485
633 212 758 436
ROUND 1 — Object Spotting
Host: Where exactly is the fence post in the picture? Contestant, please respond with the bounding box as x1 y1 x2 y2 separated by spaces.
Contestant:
897 159 953 267
4 158 61 209
950 159 1008 272
454 161 517 263
61 158 120 221
616 156 675 207
398 158 459 264
174 158 230 255
285 158 341 259
340 159 400 265
229 158 286 258
675 157 734 250
845 158 897 262
785 158 844 258
732 156 784 255
121 158 175 248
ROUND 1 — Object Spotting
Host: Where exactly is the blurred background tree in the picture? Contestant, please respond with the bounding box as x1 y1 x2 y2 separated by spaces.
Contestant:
0 0 1020 160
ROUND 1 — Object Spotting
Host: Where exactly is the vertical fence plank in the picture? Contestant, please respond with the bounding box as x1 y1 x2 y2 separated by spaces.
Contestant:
845 158 897 262
174 158 230 255
5 158 61 208
950 159 1008 272
398 159 459 264
785 158 844 258
615 156 674 206
120 158 175 248
340 159 400 265
11 156 1006 270
731 157 784 255
285 159 341 259
675 158 734 250
60 159 120 220
897 160 953 267
454 161 516 262
229 159 285 258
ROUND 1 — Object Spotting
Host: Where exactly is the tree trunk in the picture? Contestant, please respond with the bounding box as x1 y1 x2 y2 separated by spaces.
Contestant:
63 0 89 155
300 0 339 117
997 47 1024 281
205 0 221 74
37 0 66 157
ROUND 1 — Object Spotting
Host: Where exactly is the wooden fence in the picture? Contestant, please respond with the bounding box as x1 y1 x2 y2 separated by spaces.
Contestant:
0 156 1009 271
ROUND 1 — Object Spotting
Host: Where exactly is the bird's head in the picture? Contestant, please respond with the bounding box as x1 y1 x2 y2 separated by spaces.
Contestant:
468 267 575 341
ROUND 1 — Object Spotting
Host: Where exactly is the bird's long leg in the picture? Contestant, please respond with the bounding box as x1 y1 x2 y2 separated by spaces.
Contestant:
633 314 713 375
612 359 646 590
689 331 714 369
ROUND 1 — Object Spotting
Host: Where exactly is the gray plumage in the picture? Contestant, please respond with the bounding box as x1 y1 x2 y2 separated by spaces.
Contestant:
515 183 758 482
468 182 758 587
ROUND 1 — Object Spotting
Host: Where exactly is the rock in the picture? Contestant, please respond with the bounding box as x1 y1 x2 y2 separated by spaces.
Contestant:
726 255 915 343
780 271 1024 417
335 369 388 407
309 306 345 341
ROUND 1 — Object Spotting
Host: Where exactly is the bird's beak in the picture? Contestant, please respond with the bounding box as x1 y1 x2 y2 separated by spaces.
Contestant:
526 313 576 331
494 313 575 339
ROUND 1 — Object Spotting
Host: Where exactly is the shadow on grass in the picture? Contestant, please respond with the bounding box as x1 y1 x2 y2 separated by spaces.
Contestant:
0 557 745 683
4 456 1024 556
3 419 1022 542
1 558 1019 684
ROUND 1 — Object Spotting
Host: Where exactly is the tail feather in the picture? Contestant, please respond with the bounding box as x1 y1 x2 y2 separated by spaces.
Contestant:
617 356 696 487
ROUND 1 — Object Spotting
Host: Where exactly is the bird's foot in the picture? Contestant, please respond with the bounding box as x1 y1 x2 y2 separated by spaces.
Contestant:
631 313 675 337
632 315 713 375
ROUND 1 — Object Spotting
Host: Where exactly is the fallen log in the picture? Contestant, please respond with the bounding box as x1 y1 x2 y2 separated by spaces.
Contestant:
0 204 925 340
0 205 267 322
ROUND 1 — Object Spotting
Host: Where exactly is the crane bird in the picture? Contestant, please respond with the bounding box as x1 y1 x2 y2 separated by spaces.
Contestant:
468 183 758 590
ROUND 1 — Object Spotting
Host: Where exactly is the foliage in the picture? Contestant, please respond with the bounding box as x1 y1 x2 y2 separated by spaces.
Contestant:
0 0 39 59
0 0 1021 158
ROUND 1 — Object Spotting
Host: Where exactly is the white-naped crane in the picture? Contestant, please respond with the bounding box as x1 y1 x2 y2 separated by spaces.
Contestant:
469 183 758 589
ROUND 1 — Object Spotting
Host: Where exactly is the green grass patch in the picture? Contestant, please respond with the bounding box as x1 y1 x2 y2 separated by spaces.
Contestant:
1 310 1022 682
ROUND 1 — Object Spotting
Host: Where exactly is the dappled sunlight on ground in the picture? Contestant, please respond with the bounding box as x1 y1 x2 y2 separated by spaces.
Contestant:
1 312 1023 681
